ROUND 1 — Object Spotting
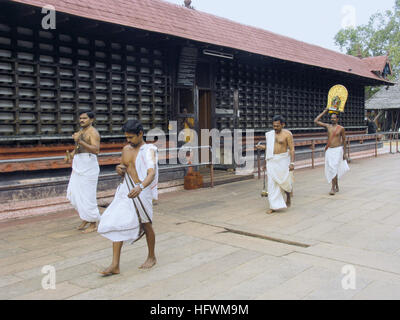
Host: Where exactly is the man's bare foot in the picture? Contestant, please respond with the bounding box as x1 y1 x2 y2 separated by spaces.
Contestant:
82 223 97 234
139 257 157 269
329 189 336 196
99 265 120 277
335 186 339 193
77 221 88 230
267 209 275 214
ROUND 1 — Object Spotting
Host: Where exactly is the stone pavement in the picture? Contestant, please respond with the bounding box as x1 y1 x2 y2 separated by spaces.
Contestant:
0 153 400 300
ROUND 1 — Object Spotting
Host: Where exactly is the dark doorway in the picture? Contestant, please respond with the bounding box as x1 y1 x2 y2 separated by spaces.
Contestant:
199 90 212 131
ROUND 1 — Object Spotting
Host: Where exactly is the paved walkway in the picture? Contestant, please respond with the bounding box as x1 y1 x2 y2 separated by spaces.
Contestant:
1 153 400 300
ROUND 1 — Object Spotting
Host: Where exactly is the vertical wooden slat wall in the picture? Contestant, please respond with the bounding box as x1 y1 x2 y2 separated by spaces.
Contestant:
214 59 365 131
0 21 171 142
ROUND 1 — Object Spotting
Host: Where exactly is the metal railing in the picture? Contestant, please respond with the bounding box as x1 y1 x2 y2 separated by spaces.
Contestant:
2 131 399 187
0 145 216 188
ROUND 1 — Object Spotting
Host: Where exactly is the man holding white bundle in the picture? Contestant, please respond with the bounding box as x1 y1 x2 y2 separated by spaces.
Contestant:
65 111 101 233
98 120 158 276
314 109 349 195
257 115 295 214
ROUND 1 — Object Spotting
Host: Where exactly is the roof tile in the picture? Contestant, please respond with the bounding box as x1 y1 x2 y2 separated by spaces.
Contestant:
10 0 390 83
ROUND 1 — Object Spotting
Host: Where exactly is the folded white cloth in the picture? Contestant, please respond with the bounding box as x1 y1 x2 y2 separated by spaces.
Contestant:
265 130 275 160
135 144 159 200
325 146 350 183
98 174 153 244
267 152 293 210
67 153 100 222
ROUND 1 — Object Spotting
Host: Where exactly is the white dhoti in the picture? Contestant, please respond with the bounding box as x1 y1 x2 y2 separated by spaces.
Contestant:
67 153 100 222
98 174 153 244
267 152 293 210
265 130 293 211
325 146 350 183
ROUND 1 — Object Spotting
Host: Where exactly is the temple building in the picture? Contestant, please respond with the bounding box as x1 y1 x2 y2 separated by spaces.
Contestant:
0 0 395 202
0 0 393 147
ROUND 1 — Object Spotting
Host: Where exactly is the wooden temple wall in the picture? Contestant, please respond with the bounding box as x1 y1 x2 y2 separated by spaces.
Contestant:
0 21 171 144
0 18 367 147
214 59 366 132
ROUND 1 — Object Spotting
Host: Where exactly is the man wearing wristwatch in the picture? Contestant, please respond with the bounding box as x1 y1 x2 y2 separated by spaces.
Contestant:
256 115 295 214
98 120 158 276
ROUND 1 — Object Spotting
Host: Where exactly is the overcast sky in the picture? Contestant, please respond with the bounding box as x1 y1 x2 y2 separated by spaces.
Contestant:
163 0 395 53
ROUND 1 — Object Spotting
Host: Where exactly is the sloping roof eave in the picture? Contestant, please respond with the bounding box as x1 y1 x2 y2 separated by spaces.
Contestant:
366 83 400 109
7 0 393 84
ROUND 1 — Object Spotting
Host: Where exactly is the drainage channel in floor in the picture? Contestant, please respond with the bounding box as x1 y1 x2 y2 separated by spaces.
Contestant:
189 220 310 248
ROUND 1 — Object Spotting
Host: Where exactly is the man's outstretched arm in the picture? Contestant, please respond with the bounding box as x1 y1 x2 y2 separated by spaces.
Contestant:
314 109 329 128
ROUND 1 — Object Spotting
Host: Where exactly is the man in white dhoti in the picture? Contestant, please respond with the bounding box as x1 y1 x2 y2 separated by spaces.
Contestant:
65 111 101 233
98 120 158 276
256 115 295 214
314 109 349 195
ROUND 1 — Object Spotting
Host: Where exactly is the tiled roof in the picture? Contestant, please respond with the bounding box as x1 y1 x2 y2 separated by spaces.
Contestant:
362 56 391 73
366 82 400 110
10 0 391 83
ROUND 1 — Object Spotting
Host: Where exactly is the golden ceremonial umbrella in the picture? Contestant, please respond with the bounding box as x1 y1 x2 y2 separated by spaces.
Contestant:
326 85 348 114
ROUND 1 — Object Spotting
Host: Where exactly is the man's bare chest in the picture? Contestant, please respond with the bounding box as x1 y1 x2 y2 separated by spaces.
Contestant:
80 132 91 144
76 132 92 153
327 126 341 137
275 135 287 145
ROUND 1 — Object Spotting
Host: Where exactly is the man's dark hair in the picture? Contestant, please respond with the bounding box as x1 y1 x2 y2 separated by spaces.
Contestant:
272 115 285 124
123 120 144 135
79 110 95 119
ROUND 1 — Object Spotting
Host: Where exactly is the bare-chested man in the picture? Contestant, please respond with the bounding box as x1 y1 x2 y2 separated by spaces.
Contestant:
66 111 101 233
256 115 295 214
97 120 158 275
314 109 349 195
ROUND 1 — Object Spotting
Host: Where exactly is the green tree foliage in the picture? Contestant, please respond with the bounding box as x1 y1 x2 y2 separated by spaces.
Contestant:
335 0 399 97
